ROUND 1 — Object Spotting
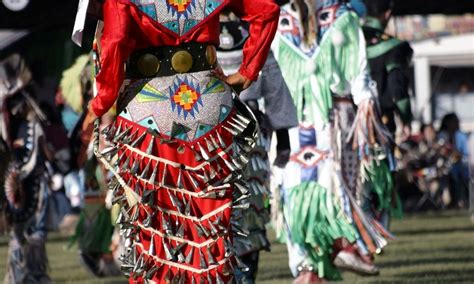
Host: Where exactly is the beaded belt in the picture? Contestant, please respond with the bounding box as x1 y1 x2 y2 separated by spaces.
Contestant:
126 42 217 79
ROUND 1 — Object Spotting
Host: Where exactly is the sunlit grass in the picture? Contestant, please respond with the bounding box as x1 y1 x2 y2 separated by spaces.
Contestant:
0 210 473 283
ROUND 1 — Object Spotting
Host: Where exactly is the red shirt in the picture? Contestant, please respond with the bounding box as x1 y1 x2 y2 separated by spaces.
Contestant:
92 0 280 117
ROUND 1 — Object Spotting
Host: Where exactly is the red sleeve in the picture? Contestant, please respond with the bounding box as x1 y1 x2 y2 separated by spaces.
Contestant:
228 0 280 81
92 0 136 117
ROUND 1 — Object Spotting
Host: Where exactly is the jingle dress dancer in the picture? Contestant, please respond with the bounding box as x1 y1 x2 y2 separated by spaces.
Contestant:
85 0 280 282
273 0 392 281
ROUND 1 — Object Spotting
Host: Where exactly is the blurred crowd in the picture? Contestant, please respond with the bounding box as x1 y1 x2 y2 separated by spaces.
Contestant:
397 113 471 211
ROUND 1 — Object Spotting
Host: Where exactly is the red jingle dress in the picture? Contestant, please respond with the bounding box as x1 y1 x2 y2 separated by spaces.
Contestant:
91 0 279 283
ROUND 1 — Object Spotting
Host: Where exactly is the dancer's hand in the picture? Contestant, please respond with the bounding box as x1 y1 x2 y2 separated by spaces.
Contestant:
225 72 252 91
211 67 252 94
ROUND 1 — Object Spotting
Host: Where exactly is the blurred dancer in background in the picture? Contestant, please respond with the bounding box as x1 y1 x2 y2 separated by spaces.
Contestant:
361 0 413 228
273 0 392 282
0 54 53 284
217 9 299 283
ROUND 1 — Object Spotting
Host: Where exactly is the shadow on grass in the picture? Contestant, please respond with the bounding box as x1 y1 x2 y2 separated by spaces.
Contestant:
395 267 474 281
379 256 474 269
393 226 474 236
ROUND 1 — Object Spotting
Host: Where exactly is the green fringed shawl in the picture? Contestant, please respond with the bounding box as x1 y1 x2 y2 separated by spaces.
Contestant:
68 206 115 253
365 160 393 211
285 181 357 280
276 11 363 125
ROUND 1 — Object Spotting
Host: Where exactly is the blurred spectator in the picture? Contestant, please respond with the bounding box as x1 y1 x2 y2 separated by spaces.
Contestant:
438 113 470 208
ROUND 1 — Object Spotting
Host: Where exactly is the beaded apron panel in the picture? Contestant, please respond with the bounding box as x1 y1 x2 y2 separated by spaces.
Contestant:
119 71 234 142
130 0 226 37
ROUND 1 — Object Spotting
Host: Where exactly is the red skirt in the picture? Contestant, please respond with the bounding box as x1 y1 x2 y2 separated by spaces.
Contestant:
99 95 257 283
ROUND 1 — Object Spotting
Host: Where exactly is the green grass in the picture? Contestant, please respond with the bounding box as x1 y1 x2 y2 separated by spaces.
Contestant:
1 211 474 283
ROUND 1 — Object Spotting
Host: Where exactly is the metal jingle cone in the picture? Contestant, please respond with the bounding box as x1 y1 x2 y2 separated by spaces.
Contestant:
185 247 194 264
234 182 249 195
176 221 185 238
130 206 140 222
168 191 183 212
229 116 247 129
216 272 224 284
114 126 131 143
199 249 207 269
222 158 235 172
146 138 154 155
121 207 130 221
205 138 215 153
132 253 143 273
222 125 238 136
131 159 140 175
239 154 249 165
227 121 245 133
164 268 173 283
115 150 127 167
196 223 205 237
112 122 122 139
193 151 202 162
171 242 186 258
208 164 217 179
235 113 251 125
206 246 218 266
140 160 152 179
207 272 212 284
145 265 160 280
160 165 168 186
148 234 155 256
199 222 210 238
235 256 250 272
143 211 153 227
216 132 226 148
209 135 219 150
116 211 124 225
176 169 183 188
221 263 231 276
130 131 147 148
197 142 210 160
177 252 185 263
233 194 250 205
171 270 180 284
124 128 139 144
123 154 132 170
163 239 175 261
208 220 219 237
184 198 192 216
191 275 196 284
101 124 112 136
100 145 118 156
185 171 199 190
178 271 186 284
149 166 158 185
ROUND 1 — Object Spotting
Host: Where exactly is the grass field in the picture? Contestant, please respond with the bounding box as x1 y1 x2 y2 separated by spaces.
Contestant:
0 210 474 283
